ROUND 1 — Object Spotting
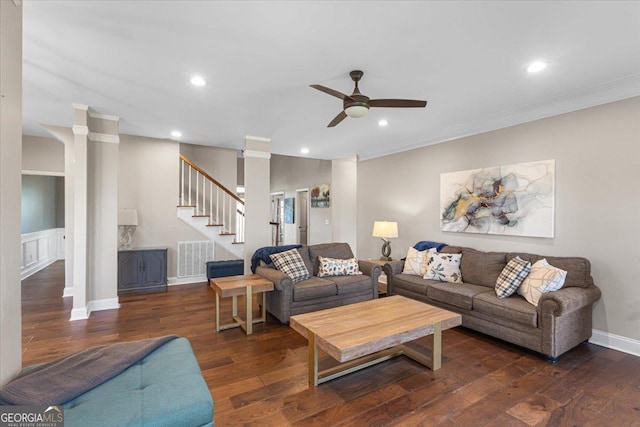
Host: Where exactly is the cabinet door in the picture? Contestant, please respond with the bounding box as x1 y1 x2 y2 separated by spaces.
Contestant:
142 250 167 287
119 252 142 289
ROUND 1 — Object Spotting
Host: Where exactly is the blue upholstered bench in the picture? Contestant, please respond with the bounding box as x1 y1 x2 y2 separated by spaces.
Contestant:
206 259 244 279
61 337 213 427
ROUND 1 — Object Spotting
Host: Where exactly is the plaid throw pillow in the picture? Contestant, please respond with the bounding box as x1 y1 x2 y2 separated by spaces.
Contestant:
495 256 531 298
270 249 310 283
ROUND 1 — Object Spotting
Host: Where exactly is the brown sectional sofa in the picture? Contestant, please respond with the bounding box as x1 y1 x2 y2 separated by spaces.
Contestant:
256 243 381 324
384 245 601 360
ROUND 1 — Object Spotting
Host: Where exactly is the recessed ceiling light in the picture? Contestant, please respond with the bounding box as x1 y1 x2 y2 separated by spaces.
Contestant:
300 148 309 154
378 119 389 127
190 75 206 86
171 130 182 138
527 61 547 73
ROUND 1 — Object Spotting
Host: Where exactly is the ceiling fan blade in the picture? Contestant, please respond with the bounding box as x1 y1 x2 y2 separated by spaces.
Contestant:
327 111 347 127
369 99 427 108
310 84 354 101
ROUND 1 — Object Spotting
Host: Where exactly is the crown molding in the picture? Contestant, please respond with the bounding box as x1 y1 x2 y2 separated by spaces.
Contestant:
244 135 271 143
72 103 88 111
72 125 88 136
89 132 119 144
243 149 271 159
89 112 120 122
361 73 640 161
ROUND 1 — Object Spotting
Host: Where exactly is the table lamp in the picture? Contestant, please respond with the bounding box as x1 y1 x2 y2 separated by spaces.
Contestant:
372 221 398 261
118 209 138 247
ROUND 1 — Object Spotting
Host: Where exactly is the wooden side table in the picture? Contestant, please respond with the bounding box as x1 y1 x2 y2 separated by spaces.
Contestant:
210 274 274 335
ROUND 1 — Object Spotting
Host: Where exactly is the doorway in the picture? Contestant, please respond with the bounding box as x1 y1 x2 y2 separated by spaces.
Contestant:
296 189 309 245
270 192 284 246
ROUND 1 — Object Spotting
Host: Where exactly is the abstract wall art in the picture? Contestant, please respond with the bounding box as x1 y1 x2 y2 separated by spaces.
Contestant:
440 159 555 238
284 197 295 224
310 184 330 208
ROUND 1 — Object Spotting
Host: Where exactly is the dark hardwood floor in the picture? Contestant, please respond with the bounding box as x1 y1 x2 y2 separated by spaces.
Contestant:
21 261 640 426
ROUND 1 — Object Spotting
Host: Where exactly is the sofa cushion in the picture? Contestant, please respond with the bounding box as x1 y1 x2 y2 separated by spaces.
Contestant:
297 247 314 277
392 274 433 296
460 248 506 288
495 256 531 298
426 282 491 310
309 243 354 275
507 252 591 288
270 249 310 283
331 275 373 295
473 292 538 328
292 277 337 301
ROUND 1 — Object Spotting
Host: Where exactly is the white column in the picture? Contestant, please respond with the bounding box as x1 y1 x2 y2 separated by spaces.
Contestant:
331 156 358 252
86 112 120 313
243 136 272 274
70 107 89 320
63 125 75 297
0 0 23 385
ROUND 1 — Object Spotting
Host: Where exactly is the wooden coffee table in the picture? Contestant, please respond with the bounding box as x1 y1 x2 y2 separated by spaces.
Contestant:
290 295 462 386
210 274 274 335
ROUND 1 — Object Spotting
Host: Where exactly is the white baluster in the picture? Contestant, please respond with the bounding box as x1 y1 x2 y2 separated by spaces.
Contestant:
209 183 213 224
188 165 192 206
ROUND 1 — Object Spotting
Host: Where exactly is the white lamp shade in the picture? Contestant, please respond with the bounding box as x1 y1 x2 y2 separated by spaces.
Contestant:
344 105 369 118
372 221 398 239
118 209 138 226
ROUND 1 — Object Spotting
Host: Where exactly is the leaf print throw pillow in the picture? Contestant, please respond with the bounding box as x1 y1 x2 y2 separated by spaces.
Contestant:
423 252 463 283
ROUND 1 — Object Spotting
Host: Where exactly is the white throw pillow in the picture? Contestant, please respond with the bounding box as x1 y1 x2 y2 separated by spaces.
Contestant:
402 247 434 276
518 258 567 306
423 252 463 283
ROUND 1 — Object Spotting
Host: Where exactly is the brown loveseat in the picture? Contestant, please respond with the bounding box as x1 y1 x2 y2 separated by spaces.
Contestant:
255 243 381 324
384 245 601 361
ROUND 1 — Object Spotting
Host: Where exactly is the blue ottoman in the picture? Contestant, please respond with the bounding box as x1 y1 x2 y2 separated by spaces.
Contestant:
206 259 244 279
62 338 213 427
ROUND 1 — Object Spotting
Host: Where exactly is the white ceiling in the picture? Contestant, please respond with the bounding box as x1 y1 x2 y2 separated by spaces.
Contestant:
23 1 640 160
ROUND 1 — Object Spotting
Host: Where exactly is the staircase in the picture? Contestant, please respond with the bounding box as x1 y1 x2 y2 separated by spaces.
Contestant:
177 155 245 259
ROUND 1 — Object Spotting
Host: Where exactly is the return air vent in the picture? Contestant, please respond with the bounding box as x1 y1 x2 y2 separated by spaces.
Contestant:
177 240 214 278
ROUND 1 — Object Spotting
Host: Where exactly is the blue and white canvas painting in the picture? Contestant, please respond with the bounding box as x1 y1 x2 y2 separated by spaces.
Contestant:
440 159 555 238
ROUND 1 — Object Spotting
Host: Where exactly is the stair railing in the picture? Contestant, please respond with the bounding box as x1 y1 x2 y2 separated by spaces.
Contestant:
179 154 245 243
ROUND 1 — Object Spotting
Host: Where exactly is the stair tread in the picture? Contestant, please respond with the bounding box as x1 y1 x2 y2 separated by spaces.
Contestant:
177 205 196 208
192 215 209 218
206 223 223 227
220 232 236 236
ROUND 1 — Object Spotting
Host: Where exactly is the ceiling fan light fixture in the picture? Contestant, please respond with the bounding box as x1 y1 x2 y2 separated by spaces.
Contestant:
344 105 369 118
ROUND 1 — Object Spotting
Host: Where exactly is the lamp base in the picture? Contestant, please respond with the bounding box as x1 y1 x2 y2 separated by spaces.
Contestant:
380 240 392 261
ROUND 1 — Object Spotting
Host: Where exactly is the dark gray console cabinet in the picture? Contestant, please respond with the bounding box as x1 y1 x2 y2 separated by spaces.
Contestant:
118 247 168 295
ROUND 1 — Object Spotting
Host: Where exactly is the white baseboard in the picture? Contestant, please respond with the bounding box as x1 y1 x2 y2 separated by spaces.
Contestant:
87 298 120 314
168 275 208 286
590 329 640 357
21 257 57 281
69 307 89 321
62 286 74 298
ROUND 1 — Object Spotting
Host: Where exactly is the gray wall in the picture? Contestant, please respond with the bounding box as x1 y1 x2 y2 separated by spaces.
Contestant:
22 135 64 174
21 175 64 233
270 154 332 245
357 96 640 342
118 136 206 278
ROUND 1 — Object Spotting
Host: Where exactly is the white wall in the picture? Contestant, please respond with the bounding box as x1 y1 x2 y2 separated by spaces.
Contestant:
0 0 22 385
357 96 640 344
270 154 332 245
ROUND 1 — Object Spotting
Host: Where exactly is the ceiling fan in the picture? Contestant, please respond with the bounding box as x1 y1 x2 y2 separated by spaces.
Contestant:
310 70 427 127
